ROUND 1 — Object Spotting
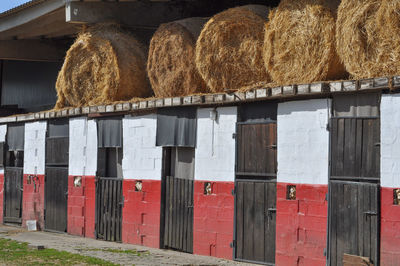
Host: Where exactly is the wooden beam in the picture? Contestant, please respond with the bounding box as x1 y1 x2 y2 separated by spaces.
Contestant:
66 1 193 28
0 40 68 62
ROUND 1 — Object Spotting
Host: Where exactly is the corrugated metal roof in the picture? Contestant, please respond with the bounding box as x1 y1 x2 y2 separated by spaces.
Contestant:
0 0 49 18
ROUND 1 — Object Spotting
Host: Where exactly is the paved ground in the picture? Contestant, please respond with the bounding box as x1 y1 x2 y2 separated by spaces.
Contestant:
0 225 252 265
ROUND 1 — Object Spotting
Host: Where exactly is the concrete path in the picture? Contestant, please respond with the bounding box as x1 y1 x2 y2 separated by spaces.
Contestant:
0 225 253 265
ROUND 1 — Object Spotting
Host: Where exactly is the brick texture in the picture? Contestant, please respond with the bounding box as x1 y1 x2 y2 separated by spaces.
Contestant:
276 183 328 266
22 174 45 230
122 179 161 248
381 187 400 266
67 176 96 238
193 181 234 260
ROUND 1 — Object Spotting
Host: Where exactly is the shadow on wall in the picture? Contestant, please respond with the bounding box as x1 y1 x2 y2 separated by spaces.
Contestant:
277 99 332 116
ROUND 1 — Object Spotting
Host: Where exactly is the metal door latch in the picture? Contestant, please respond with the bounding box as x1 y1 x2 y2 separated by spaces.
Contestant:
267 208 276 217
364 211 377 216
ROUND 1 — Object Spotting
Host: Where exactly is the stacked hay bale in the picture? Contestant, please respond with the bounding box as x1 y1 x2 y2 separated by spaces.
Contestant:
195 5 270 93
263 0 346 85
55 24 151 108
336 0 400 79
147 18 209 98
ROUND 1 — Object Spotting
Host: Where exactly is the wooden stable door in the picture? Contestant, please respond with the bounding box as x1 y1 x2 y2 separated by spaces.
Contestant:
330 118 380 182
44 167 68 232
3 167 23 224
235 180 276 263
163 176 194 253
235 122 277 264
95 177 123 242
236 123 277 177
328 181 379 266
329 117 380 265
162 147 194 253
45 121 69 232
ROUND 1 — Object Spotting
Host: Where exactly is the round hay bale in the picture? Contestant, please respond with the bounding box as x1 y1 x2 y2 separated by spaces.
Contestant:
263 0 346 85
336 0 400 79
147 18 208 98
55 24 151 108
195 5 270 93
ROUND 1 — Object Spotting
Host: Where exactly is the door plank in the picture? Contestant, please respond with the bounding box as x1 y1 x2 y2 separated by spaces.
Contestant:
265 181 276 263
253 182 265 261
235 182 244 259
243 182 255 259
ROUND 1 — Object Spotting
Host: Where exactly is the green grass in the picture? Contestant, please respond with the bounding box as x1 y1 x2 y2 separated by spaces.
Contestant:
0 238 118 265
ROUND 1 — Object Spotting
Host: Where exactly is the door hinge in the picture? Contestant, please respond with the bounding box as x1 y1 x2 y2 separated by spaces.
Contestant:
364 211 377 216
323 248 327 257
232 133 236 139
231 188 235 196
230 240 235 248
325 193 328 201
119 196 125 208
374 143 381 147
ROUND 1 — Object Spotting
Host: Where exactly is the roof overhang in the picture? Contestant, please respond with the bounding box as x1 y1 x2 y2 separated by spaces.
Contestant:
0 0 280 61
0 0 70 40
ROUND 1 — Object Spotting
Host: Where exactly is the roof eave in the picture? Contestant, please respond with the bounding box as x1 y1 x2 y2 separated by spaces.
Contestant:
0 0 66 34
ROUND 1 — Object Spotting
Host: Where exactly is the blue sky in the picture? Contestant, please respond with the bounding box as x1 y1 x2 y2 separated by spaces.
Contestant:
0 1 30 13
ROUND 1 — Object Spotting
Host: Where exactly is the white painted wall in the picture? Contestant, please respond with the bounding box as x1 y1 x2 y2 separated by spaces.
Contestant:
195 107 237 182
24 121 46 175
69 117 97 176
381 94 400 188
277 99 330 185
0 125 6 175
122 114 162 180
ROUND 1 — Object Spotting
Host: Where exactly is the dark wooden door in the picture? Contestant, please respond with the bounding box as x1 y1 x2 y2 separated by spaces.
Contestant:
328 181 379 266
44 167 68 232
235 122 277 264
236 123 277 177
330 118 380 182
46 137 69 166
161 147 195 253
235 180 276 263
163 175 194 253
95 177 123 242
329 116 380 266
3 167 23 224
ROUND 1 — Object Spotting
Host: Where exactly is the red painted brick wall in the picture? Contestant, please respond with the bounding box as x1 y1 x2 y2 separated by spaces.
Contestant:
122 179 161 248
276 183 328 266
0 173 3 223
381 187 400 266
67 176 96 238
193 181 234 260
22 174 45 230
84 176 96 238
68 175 85 236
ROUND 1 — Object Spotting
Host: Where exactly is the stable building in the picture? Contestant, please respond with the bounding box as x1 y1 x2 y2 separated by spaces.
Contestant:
0 82 397 266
